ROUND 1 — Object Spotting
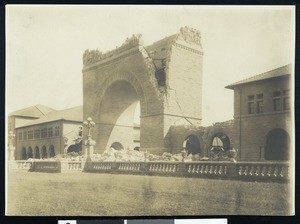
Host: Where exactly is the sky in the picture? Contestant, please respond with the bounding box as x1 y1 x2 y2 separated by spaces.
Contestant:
6 5 295 126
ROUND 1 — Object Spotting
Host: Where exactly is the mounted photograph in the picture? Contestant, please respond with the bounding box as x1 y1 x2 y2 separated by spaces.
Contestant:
6 5 295 216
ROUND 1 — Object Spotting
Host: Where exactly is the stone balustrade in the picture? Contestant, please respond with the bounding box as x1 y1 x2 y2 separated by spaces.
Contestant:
148 162 179 173
91 162 113 170
117 162 141 171
60 161 83 172
10 160 290 182
236 162 289 180
186 162 230 176
8 160 33 172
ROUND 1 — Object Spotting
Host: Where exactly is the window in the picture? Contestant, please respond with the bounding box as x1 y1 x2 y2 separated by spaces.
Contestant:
248 95 255 114
41 128 47 138
283 90 290 110
28 130 33 140
18 132 22 141
54 126 60 136
34 129 40 139
23 131 27 140
48 127 53 137
256 93 264 113
273 91 281 111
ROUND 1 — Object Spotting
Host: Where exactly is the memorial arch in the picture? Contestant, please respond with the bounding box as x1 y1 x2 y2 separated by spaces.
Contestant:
83 27 203 154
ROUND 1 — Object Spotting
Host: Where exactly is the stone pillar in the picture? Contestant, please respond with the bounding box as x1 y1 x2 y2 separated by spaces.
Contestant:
47 148 50 158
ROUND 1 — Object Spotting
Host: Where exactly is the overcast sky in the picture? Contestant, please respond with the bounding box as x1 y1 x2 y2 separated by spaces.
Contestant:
6 5 295 126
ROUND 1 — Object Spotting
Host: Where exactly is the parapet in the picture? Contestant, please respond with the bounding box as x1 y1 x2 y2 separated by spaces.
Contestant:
82 34 143 67
82 26 203 68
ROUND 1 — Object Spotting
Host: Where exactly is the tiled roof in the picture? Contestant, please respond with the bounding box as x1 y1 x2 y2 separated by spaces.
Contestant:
9 104 56 118
17 105 83 128
225 64 292 89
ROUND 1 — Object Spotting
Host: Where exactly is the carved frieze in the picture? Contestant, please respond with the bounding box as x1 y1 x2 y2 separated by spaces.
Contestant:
179 26 202 46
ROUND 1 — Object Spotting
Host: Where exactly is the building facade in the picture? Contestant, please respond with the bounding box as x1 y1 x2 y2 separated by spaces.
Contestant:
15 106 83 160
167 64 293 161
226 64 292 161
8 104 57 147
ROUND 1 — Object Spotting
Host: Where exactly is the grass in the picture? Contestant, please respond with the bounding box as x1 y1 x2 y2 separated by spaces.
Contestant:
7 172 292 216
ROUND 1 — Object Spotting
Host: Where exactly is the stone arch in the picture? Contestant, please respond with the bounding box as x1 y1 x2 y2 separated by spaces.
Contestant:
265 128 290 161
183 135 201 155
21 147 27 160
110 142 124 151
96 72 147 116
42 145 47 159
134 146 140 151
34 146 40 159
211 132 231 151
93 72 149 152
27 146 33 159
67 144 81 153
49 145 55 158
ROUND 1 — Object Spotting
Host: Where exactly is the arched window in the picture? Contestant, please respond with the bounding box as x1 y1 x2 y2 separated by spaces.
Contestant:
110 142 124 150
34 146 40 159
183 135 201 155
265 128 290 160
27 147 33 159
49 145 55 158
42 146 47 159
21 147 27 160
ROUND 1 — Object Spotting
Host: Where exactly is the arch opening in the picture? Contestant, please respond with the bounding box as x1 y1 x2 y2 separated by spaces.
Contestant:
26 147 33 159
211 132 231 151
42 146 47 159
110 142 124 151
34 146 39 159
67 144 81 153
183 135 201 155
265 128 290 161
99 80 140 151
49 145 55 158
21 147 27 160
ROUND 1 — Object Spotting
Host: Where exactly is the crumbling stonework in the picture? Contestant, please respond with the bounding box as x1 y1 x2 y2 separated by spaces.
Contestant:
83 27 203 154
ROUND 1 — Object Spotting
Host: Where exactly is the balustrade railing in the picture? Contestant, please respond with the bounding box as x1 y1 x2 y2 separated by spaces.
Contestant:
10 160 290 182
91 162 113 170
148 162 179 173
236 162 289 179
186 162 230 176
8 160 33 171
117 162 141 171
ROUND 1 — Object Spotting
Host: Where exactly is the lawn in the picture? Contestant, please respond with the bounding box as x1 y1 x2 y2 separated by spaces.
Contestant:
6 172 292 216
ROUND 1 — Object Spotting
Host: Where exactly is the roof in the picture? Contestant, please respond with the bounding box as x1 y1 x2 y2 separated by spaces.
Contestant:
17 105 83 128
9 104 56 118
225 64 292 89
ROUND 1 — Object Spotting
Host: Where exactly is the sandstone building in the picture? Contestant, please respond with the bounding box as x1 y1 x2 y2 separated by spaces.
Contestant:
14 106 83 160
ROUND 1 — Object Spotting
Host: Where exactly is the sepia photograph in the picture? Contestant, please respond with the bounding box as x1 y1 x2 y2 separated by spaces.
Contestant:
5 5 295 216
